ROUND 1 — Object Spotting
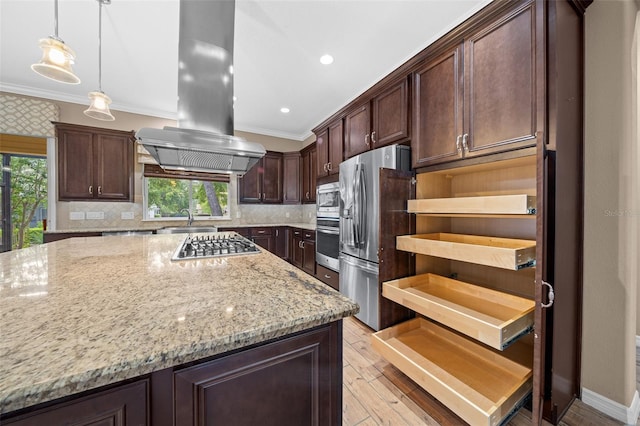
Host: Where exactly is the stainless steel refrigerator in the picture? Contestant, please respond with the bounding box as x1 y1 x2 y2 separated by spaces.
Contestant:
339 145 411 330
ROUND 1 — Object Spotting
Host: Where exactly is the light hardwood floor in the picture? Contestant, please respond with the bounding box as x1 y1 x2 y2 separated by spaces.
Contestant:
342 316 636 426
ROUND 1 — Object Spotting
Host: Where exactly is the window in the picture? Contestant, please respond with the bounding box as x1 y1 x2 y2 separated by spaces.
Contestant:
142 165 230 221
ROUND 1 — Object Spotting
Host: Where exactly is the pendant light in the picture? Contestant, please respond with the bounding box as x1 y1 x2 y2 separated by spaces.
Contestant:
31 0 81 84
84 0 115 121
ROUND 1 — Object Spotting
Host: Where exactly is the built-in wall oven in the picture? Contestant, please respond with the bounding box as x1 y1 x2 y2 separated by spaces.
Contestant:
316 182 340 272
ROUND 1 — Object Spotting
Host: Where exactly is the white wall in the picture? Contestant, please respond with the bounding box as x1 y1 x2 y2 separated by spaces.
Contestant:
583 0 639 415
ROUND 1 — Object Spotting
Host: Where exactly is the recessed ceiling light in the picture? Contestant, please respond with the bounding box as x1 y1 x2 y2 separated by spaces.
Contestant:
280 107 290 114
320 54 334 65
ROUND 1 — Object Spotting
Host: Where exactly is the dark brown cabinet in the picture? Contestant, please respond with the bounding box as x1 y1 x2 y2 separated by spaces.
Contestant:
55 122 134 201
290 228 315 275
316 264 339 291
300 143 317 203
315 121 342 178
283 152 301 204
238 151 283 204
3 380 148 425
344 78 410 160
249 227 274 252
174 322 341 426
274 226 288 259
412 3 538 168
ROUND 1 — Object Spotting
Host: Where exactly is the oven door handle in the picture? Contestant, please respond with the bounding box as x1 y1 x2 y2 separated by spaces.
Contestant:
317 226 339 235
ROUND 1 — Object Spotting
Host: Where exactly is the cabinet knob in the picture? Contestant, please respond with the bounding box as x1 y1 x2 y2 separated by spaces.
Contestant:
456 135 462 156
97 186 102 195
306 191 310 199
371 131 376 144
89 185 93 195
327 162 332 171
324 274 332 279
365 133 370 146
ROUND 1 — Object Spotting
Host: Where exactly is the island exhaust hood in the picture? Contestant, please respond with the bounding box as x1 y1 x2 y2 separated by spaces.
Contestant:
136 0 265 174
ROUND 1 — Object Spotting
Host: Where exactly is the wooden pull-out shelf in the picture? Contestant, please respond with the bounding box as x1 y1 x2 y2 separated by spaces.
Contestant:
397 233 536 270
382 273 534 350
372 318 533 426
408 194 536 216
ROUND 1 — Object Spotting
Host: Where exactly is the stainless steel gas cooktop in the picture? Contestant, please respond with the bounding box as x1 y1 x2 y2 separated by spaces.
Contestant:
172 233 260 260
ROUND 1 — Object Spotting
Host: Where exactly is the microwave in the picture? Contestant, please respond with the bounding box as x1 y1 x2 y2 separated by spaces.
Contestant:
317 182 339 219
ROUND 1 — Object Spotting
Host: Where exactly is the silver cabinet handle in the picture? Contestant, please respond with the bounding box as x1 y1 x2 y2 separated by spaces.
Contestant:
262 193 266 200
257 230 265 234
462 133 469 154
371 131 376 144
365 134 370 146
456 135 462 156
306 191 310 199
275 229 279 237
324 274 332 279
97 185 102 195
89 185 93 195
541 280 555 308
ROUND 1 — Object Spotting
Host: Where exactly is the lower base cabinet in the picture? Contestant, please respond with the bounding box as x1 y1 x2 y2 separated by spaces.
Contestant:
316 264 339 291
2 322 343 426
2 380 149 425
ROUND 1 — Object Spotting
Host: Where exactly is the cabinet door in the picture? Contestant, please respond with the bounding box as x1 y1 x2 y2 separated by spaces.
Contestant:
262 152 283 203
302 240 316 275
94 133 133 201
308 147 317 202
274 226 288 259
412 44 464 168
57 128 94 200
283 152 301 204
290 229 304 268
372 78 410 148
464 2 537 157
327 121 343 175
252 234 274 253
315 128 329 178
3 380 148 426
174 323 340 426
301 148 313 203
238 159 262 203
344 104 370 159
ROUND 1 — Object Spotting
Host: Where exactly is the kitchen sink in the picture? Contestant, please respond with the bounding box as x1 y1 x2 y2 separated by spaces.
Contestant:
155 226 218 234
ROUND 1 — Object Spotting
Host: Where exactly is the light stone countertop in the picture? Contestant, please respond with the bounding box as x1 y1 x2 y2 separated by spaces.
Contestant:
44 222 317 234
0 232 357 414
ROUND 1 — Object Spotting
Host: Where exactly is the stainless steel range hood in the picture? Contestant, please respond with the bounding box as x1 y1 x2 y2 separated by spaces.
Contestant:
136 0 265 174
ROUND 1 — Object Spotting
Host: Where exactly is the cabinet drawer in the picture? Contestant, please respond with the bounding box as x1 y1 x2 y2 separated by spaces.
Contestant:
382 273 534 350
371 318 532 426
250 227 273 236
316 265 339 291
397 233 535 270
303 231 315 241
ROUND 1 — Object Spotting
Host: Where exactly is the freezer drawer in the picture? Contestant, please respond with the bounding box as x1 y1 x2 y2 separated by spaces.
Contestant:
339 254 379 330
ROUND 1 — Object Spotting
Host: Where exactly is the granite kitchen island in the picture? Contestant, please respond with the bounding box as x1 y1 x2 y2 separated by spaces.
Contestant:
0 232 358 425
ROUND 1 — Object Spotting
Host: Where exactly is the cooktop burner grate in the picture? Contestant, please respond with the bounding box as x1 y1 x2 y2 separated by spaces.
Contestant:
172 233 260 260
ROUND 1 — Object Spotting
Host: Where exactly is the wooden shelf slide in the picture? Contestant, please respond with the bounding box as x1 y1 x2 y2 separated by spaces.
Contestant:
371 318 533 426
408 194 536 216
382 273 534 350
397 233 536 270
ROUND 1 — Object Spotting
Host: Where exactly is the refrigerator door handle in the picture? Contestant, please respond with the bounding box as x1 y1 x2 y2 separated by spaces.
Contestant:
353 163 360 246
358 163 367 249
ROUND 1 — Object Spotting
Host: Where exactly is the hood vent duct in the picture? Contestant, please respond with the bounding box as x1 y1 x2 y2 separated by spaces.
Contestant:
136 0 265 174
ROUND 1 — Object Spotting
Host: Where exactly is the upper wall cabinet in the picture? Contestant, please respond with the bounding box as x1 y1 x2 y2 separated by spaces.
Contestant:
238 151 283 204
315 120 342 178
344 78 410 160
301 143 317 203
412 3 538 168
283 152 301 204
54 122 134 202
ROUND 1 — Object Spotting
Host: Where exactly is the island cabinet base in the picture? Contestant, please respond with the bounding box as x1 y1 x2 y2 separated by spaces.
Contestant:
2 321 343 426
171 321 342 426
371 318 533 426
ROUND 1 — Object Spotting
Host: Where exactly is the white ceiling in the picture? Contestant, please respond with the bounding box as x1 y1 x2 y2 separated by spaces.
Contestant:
0 0 491 141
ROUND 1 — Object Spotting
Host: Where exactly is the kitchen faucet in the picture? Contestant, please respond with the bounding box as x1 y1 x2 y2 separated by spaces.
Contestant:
180 208 193 226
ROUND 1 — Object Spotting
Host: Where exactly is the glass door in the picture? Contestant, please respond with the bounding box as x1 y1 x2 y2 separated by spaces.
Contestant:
0 154 10 252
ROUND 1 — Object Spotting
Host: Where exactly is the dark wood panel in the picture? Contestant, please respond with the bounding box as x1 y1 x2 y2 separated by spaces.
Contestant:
378 168 414 330
372 77 410 148
412 44 463 168
262 152 283 203
3 380 149 426
315 128 329 178
465 2 537 156
328 120 343 175
316 264 339 291
283 152 301 204
344 104 370 159
238 161 261 203
301 143 317 203
94 133 133 200
57 128 94 200
174 322 342 426
274 226 288 259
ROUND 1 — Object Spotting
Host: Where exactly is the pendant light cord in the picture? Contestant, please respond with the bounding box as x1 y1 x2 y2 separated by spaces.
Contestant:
53 0 59 38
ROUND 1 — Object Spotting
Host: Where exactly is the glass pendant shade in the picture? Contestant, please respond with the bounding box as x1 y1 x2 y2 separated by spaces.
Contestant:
31 37 81 84
84 91 115 121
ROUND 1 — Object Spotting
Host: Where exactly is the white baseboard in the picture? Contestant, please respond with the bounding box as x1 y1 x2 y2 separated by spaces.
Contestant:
582 388 640 425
